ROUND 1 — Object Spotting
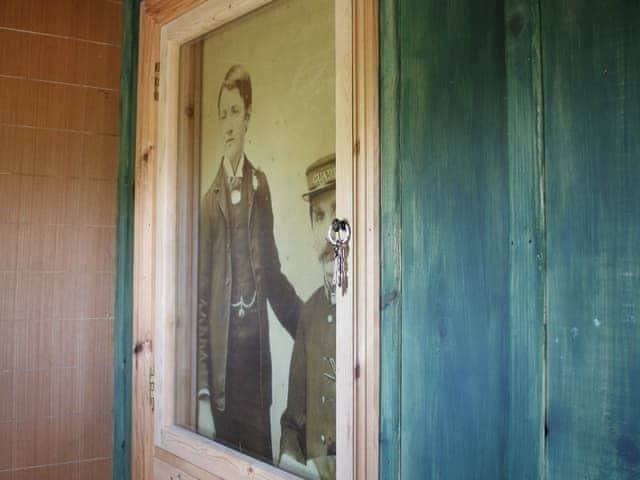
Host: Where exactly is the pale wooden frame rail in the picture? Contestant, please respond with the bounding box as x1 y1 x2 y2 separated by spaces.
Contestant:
132 0 379 478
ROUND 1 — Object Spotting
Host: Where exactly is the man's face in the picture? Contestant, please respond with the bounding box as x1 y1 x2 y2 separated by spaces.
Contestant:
218 87 250 163
310 189 336 279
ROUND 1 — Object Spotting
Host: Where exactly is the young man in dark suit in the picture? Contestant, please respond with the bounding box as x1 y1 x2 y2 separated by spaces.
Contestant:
198 65 302 462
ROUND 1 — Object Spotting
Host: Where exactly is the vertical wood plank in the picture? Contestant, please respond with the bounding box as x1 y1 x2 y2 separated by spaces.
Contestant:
504 0 545 478
352 0 380 478
114 1 139 480
395 0 521 477
379 0 402 478
132 3 210 479
335 0 355 476
542 1 640 478
175 39 202 429
132 4 160 480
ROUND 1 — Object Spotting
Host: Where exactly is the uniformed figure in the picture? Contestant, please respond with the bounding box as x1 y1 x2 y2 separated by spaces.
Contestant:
280 154 337 480
198 65 302 462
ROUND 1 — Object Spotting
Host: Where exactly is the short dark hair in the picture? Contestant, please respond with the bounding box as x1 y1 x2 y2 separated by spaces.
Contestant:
217 65 252 116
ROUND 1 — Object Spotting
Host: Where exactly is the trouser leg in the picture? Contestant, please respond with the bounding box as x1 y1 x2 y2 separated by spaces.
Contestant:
212 406 273 463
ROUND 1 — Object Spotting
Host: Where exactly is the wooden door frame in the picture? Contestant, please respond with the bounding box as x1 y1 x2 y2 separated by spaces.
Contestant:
121 0 379 478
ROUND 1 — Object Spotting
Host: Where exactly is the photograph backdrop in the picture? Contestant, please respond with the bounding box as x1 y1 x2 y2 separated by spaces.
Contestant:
199 0 335 466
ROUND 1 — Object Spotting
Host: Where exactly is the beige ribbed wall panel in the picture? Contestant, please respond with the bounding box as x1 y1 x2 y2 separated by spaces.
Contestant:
0 1 121 478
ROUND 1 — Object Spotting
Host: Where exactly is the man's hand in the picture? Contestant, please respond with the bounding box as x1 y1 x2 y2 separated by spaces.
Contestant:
198 387 210 401
197 388 214 438
313 455 336 480
279 453 320 479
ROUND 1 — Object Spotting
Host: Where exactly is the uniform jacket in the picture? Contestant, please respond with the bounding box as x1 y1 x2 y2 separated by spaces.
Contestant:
198 157 301 412
280 286 336 463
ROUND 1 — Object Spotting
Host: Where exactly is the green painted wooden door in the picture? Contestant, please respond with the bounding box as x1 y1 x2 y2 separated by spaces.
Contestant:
380 0 640 478
543 1 640 477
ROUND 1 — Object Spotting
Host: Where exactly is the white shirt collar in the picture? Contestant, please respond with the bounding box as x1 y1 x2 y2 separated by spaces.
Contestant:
223 155 245 179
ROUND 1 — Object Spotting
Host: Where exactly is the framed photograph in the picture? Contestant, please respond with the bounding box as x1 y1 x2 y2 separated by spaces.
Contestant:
134 0 379 478
179 0 338 476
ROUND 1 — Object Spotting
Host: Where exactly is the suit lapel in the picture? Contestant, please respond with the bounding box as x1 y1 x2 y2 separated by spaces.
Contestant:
244 155 256 225
213 162 228 223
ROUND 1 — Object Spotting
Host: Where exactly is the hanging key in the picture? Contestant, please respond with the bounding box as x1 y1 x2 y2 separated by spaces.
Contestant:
328 218 351 292
332 241 344 288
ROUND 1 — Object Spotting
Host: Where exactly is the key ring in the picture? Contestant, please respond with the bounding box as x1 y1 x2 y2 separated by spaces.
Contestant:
327 218 351 246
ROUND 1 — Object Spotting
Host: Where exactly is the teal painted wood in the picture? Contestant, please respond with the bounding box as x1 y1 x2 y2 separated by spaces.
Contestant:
379 0 402 478
113 1 139 479
542 1 640 478
397 1 519 477
504 1 545 478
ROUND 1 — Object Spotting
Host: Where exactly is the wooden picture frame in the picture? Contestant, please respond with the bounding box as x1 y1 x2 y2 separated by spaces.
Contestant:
132 0 379 478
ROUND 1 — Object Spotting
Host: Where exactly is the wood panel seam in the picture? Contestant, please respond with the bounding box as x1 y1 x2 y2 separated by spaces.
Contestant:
379 0 402 478
0 27 122 48
533 0 548 476
0 123 119 137
0 74 120 93
0 457 113 473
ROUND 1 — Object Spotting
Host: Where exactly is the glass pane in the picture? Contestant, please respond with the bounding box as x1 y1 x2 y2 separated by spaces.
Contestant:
175 1 336 478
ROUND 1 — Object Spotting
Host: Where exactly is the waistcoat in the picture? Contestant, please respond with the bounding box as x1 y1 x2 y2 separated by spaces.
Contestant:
229 175 256 303
226 173 261 411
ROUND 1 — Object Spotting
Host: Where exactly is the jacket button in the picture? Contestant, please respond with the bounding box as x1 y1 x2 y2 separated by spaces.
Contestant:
327 314 333 324
320 434 326 444
321 395 326 404
225 277 230 286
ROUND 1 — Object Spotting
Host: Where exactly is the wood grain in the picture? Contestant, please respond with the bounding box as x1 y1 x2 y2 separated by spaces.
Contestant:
0 78 118 134
144 0 207 25
163 0 273 45
334 0 355 477
154 15 181 445
0 0 122 45
0 29 121 90
156 447 224 480
379 0 401 477
132 1 209 478
132 5 161 480
542 1 640 478
352 1 380 479
394 0 516 477
0 0 121 478
175 39 202 429
133 1 379 479
114 1 139 480
161 427 300 480
381 1 640 479
155 454 200 480
504 0 545 478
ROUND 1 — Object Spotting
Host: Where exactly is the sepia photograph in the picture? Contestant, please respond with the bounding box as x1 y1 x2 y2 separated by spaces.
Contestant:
182 0 337 478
